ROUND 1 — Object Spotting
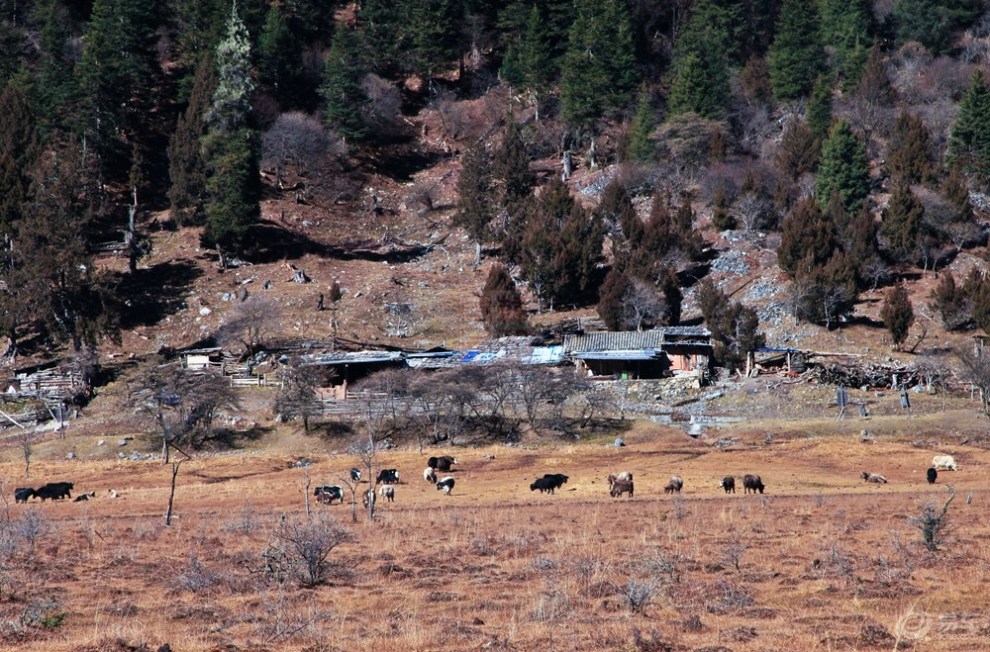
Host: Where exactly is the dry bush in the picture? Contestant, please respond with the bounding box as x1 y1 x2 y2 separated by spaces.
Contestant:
261 514 354 587
261 112 344 180
175 554 220 593
704 578 754 614
617 580 656 614
361 73 406 138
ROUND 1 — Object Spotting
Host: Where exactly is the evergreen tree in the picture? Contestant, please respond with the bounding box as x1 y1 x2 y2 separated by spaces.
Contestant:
893 0 982 55
320 27 369 142
480 263 528 336
257 2 304 110
407 0 459 80
881 179 924 264
75 0 158 158
499 3 553 110
768 0 824 100
0 84 38 232
201 5 260 253
560 0 636 128
880 284 914 350
11 139 118 350
947 71 990 190
597 267 631 330
172 0 226 89
806 75 833 138
857 43 896 108
455 139 494 266
493 123 535 262
696 278 765 370
844 206 883 289
34 2 78 133
942 161 973 223
626 90 656 162
819 0 872 86
777 197 837 275
888 110 933 184
816 120 870 214
789 250 859 328
358 0 403 73
965 269 990 335
929 270 969 330
595 179 639 246
776 119 820 180
168 54 216 225
680 0 744 65
667 31 731 119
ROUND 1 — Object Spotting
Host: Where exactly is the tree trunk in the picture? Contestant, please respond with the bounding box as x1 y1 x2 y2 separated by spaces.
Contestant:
165 460 183 526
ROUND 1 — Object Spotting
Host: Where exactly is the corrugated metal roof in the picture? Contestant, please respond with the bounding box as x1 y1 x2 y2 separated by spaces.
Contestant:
574 349 661 361
564 328 711 353
298 351 404 366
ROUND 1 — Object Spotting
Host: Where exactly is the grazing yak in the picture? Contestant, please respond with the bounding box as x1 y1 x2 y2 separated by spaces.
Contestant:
610 479 634 498
663 475 684 494
376 469 400 485
14 488 36 503
861 471 888 484
607 472 633 489
436 476 455 495
927 467 938 484
36 482 73 501
719 476 736 494
423 467 437 483
350 468 362 482
73 491 97 502
363 488 376 508
932 455 958 471
742 474 764 494
314 485 344 505
428 456 457 472
378 485 395 502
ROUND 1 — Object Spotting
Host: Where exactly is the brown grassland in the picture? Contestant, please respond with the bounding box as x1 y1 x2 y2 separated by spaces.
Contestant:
1 388 990 652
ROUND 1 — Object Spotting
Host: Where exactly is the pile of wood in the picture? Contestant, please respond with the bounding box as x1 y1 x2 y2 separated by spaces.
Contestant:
809 361 921 389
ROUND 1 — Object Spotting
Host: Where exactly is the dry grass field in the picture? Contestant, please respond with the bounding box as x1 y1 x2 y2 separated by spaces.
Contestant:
1 389 990 652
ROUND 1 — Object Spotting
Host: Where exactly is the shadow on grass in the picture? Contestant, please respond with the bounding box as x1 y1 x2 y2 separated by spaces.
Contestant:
114 260 203 329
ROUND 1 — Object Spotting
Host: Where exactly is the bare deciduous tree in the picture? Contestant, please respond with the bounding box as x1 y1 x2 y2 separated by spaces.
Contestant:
274 361 323 431
131 360 241 462
216 296 280 358
955 346 990 415
261 112 344 184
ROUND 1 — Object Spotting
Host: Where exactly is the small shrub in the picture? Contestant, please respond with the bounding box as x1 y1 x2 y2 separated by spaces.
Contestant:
263 514 354 587
618 581 655 614
176 554 220 593
911 487 955 551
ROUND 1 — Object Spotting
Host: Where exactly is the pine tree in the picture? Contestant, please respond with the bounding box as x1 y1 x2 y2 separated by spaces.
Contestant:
320 27 369 142
887 111 933 184
816 120 870 214
943 162 973 223
480 263 528 336
819 0 872 86
947 70 990 190
75 0 158 158
626 90 656 162
844 206 883 289
857 44 896 108
0 83 38 232
500 3 553 111
806 76 833 138
407 0 459 80
455 139 494 266
893 0 982 55
964 269 990 335
789 250 859 328
776 119 820 180
358 0 403 74
595 179 639 247
34 2 79 134
881 284 914 350
168 54 216 225
667 31 731 119
597 268 631 330
257 2 304 110
696 278 765 370
11 138 118 350
201 5 260 253
881 179 924 264
560 0 636 128
777 197 837 275
767 0 824 101
929 270 971 330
